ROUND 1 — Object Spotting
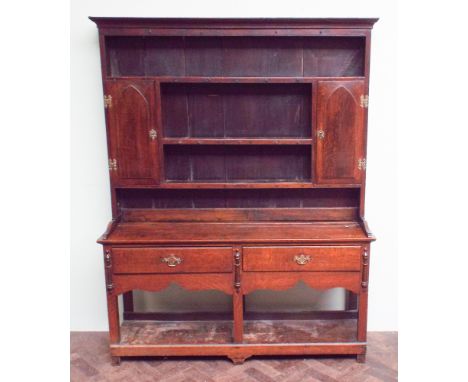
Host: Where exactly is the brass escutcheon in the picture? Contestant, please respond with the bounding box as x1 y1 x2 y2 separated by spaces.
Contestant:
161 254 183 267
294 254 311 265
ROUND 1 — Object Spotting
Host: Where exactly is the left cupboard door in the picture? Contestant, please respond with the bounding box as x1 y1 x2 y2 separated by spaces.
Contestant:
104 80 160 186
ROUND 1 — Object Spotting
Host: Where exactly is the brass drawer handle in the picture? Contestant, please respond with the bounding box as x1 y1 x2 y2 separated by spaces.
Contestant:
161 254 183 267
294 254 311 265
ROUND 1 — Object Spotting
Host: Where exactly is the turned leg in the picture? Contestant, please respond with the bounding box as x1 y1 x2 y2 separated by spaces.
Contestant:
104 247 121 366
357 247 370 363
233 248 244 343
357 291 368 343
107 293 121 344
356 291 369 364
233 290 244 343
107 293 121 366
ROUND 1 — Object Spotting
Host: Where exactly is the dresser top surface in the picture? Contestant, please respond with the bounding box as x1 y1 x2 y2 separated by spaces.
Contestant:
99 221 372 245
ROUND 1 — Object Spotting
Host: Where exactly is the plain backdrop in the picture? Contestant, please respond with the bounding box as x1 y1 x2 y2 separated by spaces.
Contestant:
70 0 397 331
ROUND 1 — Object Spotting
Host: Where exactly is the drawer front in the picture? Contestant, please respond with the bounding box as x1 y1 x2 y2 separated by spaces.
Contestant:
112 247 232 274
243 246 361 272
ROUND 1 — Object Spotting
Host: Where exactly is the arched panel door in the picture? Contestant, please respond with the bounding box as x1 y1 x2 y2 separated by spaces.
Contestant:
316 80 365 184
105 80 159 185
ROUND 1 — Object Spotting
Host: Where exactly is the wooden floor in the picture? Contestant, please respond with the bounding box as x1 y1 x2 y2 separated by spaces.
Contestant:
71 331 397 381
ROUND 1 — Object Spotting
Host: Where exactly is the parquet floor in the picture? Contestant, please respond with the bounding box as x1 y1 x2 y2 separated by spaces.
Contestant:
71 331 397 381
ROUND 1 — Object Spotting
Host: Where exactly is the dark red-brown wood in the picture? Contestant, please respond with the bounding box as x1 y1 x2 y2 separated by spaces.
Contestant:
242 245 362 272
105 79 160 186
99 221 372 245
112 246 233 274
316 80 365 184
92 17 377 365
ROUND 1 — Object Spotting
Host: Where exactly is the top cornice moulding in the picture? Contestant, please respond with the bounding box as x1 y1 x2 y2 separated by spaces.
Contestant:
89 17 379 30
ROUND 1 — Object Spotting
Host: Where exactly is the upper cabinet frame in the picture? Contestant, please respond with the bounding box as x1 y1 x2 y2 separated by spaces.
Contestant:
91 17 377 79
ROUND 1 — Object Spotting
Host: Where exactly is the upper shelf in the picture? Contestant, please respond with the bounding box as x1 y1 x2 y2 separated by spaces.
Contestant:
112 76 366 83
162 138 313 145
105 35 366 78
158 183 361 189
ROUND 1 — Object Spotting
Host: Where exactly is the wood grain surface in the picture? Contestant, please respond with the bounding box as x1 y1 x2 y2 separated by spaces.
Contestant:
92 17 378 364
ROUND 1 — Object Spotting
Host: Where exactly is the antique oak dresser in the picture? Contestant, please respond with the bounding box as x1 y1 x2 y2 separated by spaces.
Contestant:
90 17 378 365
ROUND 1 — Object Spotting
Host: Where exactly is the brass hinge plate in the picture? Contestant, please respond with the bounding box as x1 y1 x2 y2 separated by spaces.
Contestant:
108 158 117 171
358 158 367 171
360 95 369 108
104 95 112 109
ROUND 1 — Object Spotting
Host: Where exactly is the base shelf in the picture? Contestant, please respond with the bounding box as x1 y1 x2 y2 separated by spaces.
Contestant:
121 320 232 345
244 319 357 343
119 319 357 346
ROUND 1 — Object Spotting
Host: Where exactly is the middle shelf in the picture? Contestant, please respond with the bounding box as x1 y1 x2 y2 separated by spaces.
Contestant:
164 144 312 183
161 82 312 139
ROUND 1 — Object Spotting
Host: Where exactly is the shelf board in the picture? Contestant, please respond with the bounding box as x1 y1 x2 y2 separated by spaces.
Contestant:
160 182 360 189
109 76 366 83
162 138 313 145
122 207 359 223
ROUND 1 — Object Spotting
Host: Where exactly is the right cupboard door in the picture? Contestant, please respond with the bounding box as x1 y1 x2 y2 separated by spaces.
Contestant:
316 80 365 184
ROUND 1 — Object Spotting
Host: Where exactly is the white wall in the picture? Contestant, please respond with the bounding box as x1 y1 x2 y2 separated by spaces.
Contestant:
71 0 397 331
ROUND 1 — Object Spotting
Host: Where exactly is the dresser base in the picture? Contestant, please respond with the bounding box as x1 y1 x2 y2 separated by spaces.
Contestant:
108 319 366 364
110 342 366 364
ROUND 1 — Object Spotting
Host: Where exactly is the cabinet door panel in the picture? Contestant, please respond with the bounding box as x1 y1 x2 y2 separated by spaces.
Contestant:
105 80 159 185
316 80 365 184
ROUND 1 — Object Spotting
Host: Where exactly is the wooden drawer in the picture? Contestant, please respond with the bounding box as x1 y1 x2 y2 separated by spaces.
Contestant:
243 246 361 272
112 247 232 274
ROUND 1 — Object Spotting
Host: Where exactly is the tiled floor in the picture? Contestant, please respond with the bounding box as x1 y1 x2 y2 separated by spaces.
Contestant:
71 331 397 381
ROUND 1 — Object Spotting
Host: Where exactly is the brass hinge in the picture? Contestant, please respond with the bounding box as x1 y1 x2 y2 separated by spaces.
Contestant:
358 158 367 171
360 95 369 108
104 95 112 109
108 158 117 171
317 130 325 140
